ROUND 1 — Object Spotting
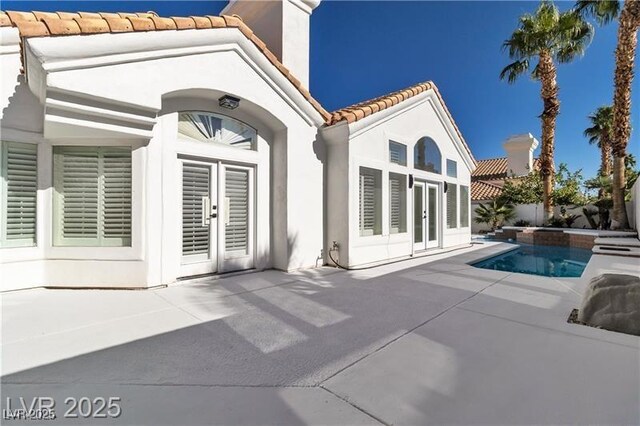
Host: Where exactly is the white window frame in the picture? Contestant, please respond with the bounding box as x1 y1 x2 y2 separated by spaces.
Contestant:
177 111 257 151
0 141 38 248
446 183 458 229
53 146 132 247
359 167 382 237
460 185 470 228
446 159 458 178
389 172 407 234
389 141 407 166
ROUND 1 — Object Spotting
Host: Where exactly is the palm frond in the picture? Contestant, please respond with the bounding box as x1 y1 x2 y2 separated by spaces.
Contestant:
575 0 621 25
499 59 531 84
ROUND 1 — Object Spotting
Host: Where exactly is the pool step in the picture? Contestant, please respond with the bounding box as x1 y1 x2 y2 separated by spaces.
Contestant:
594 237 640 248
592 245 640 258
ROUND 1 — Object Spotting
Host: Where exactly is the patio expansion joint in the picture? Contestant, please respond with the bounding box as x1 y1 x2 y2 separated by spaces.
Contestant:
318 272 514 387
319 385 388 426
1 381 317 388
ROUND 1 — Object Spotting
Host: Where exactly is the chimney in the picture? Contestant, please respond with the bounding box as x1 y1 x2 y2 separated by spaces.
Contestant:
503 133 539 177
222 0 321 88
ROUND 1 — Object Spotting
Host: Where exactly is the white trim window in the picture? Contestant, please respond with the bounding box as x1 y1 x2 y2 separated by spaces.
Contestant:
359 167 382 236
389 141 407 166
446 159 457 178
447 183 458 229
178 111 257 151
389 172 407 234
53 146 132 247
414 137 442 174
460 185 470 228
0 141 37 248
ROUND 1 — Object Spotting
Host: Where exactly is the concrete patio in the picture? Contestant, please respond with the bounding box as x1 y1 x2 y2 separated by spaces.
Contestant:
1 242 639 425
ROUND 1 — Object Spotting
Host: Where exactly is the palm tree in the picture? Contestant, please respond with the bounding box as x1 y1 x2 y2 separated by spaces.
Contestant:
584 105 614 177
474 199 517 231
576 0 638 229
500 1 593 221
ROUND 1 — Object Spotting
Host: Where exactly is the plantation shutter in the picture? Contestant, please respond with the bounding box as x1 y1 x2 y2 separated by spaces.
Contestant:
54 147 131 246
359 167 381 236
389 173 406 234
224 168 249 254
57 147 99 242
447 183 458 229
182 164 210 256
460 185 470 228
1 142 37 247
103 148 132 242
389 141 407 166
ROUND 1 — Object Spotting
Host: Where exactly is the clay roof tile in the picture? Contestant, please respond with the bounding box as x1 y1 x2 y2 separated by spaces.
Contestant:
33 11 58 21
150 16 176 30
222 14 242 27
73 18 110 34
126 16 155 31
206 16 226 28
56 12 80 20
41 18 81 35
98 12 120 19
14 20 49 37
171 16 196 30
0 12 10 26
6 11 36 24
103 17 133 33
190 16 212 29
78 12 102 19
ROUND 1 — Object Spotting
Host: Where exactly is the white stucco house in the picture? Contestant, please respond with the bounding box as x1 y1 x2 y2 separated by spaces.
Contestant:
0 0 476 291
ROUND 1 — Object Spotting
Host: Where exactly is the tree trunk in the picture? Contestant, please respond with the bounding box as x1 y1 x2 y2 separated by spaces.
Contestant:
610 0 640 229
538 51 559 222
598 135 612 229
600 138 612 177
611 156 628 229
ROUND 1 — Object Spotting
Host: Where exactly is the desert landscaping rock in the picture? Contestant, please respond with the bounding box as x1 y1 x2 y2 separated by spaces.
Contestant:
578 274 640 336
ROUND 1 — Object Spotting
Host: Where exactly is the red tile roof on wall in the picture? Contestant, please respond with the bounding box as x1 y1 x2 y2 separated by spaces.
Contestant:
0 10 332 122
328 81 476 165
470 180 504 201
472 157 541 180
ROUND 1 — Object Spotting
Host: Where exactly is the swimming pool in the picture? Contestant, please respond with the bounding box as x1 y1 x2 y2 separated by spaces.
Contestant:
472 244 593 277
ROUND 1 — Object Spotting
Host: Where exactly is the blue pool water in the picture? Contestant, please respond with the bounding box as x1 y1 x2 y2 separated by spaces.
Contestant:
472 244 593 277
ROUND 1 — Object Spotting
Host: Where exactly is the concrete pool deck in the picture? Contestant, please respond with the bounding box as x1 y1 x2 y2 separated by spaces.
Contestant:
2 242 639 425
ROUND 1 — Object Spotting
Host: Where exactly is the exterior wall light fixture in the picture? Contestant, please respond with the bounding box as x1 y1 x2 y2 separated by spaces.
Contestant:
219 95 241 110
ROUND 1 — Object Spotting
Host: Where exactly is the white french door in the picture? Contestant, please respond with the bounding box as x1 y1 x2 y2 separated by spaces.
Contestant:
413 181 440 252
180 160 254 277
426 183 439 249
220 164 254 272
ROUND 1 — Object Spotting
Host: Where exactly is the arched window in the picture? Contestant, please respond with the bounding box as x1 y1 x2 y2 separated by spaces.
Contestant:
178 111 257 150
414 137 442 174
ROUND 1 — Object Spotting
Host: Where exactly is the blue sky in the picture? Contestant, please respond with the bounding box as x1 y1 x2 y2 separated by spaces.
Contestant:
4 1 638 178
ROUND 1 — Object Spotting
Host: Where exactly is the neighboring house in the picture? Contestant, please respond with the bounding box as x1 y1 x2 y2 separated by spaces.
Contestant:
0 0 476 291
471 133 539 232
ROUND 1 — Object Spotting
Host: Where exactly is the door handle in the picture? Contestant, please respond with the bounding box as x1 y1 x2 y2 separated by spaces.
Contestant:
201 197 211 226
211 205 217 219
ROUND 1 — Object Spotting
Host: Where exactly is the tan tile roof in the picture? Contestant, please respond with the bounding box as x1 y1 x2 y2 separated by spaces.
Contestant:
471 180 504 201
0 10 331 122
472 157 540 180
327 81 476 165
